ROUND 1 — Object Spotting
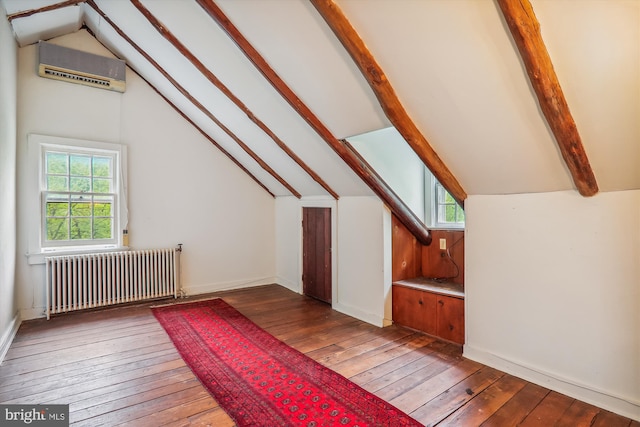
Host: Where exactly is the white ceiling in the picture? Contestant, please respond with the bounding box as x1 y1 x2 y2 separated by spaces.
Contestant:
2 0 638 201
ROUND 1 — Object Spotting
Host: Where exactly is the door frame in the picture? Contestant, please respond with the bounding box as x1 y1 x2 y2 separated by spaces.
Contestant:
299 199 337 307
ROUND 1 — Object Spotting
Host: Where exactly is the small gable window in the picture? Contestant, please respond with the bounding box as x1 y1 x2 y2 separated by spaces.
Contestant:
433 179 465 228
346 126 465 230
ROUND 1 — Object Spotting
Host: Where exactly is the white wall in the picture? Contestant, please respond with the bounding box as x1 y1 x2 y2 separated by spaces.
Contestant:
335 196 391 327
0 3 19 362
12 31 394 329
464 190 640 420
275 196 303 292
275 196 391 326
15 31 276 319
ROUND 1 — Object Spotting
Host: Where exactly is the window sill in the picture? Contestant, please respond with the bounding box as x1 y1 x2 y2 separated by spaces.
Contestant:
431 225 465 231
26 246 128 265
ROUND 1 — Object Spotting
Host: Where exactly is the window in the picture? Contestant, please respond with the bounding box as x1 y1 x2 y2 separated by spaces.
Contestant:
43 149 117 246
28 134 127 261
346 126 466 229
426 175 464 229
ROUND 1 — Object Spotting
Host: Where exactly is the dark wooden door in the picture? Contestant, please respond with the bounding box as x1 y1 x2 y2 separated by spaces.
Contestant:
302 207 331 304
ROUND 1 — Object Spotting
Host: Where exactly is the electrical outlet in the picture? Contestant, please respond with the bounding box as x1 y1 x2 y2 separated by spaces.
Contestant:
439 238 447 250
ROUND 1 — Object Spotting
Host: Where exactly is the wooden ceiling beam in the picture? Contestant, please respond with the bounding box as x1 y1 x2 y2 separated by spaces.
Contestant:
342 140 432 246
86 0 301 199
196 0 431 245
7 0 85 21
131 0 339 200
310 0 466 208
83 24 274 199
497 0 598 197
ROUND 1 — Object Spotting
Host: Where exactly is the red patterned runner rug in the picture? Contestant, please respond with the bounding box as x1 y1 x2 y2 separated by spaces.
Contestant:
152 299 422 426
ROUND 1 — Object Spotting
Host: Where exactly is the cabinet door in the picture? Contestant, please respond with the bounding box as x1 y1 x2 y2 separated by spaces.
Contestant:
437 296 465 344
392 286 424 331
420 291 438 335
392 286 437 334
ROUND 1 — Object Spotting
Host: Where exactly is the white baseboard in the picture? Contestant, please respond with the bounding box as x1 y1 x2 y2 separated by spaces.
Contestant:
332 301 384 327
274 276 300 294
0 314 21 365
463 345 640 422
20 307 46 321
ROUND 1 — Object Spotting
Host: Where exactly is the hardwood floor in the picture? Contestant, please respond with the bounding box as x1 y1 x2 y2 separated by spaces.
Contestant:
0 284 636 426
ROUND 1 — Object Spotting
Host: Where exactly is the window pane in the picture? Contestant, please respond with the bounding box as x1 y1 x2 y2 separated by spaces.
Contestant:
444 192 455 204
445 204 456 222
70 177 91 192
46 201 69 217
45 193 69 215
70 218 92 240
93 218 112 239
437 185 447 203
93 198 113 216
46 218 69 241
456 209 465 222
93 178 112 193
70 155 91 176
46 152 68 174
47 176 68 191
93 157 112 177
70 197 91 217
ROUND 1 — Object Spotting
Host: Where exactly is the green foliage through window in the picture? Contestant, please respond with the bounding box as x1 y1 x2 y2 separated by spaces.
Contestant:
44 150 115 243
435 182 464 226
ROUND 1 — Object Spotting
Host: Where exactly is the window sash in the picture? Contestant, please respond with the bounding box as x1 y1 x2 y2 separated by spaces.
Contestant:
44 150 115 193
41 191 118 248
433 181 465 228
38 141 122 250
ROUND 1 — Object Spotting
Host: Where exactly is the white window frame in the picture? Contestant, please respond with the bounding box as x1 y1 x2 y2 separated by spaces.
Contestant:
427 174 465 230
27 134 128 264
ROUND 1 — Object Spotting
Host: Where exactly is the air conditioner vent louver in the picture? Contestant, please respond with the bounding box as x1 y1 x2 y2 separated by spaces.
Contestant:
38 41 126 93
43 68 111 87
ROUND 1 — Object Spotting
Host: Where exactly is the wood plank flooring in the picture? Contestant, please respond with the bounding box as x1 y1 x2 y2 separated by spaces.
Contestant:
0 284 635 426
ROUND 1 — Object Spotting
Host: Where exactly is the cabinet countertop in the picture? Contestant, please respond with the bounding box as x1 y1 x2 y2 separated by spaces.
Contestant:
393 277 464 299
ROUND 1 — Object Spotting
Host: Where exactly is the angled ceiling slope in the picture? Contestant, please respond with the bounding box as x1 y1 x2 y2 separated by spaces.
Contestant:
3 0 379 198
4 0 635 243
2 0 437 243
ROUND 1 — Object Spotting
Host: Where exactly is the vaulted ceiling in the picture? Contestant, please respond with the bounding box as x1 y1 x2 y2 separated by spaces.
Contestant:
2 0 639 234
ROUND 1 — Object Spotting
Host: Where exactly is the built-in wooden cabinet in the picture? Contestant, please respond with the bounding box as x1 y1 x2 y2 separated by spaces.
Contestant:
391 215 465 345
392 279 465 345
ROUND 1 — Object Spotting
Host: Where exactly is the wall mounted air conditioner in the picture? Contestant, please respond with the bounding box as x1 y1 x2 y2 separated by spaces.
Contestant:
38 41 126 93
